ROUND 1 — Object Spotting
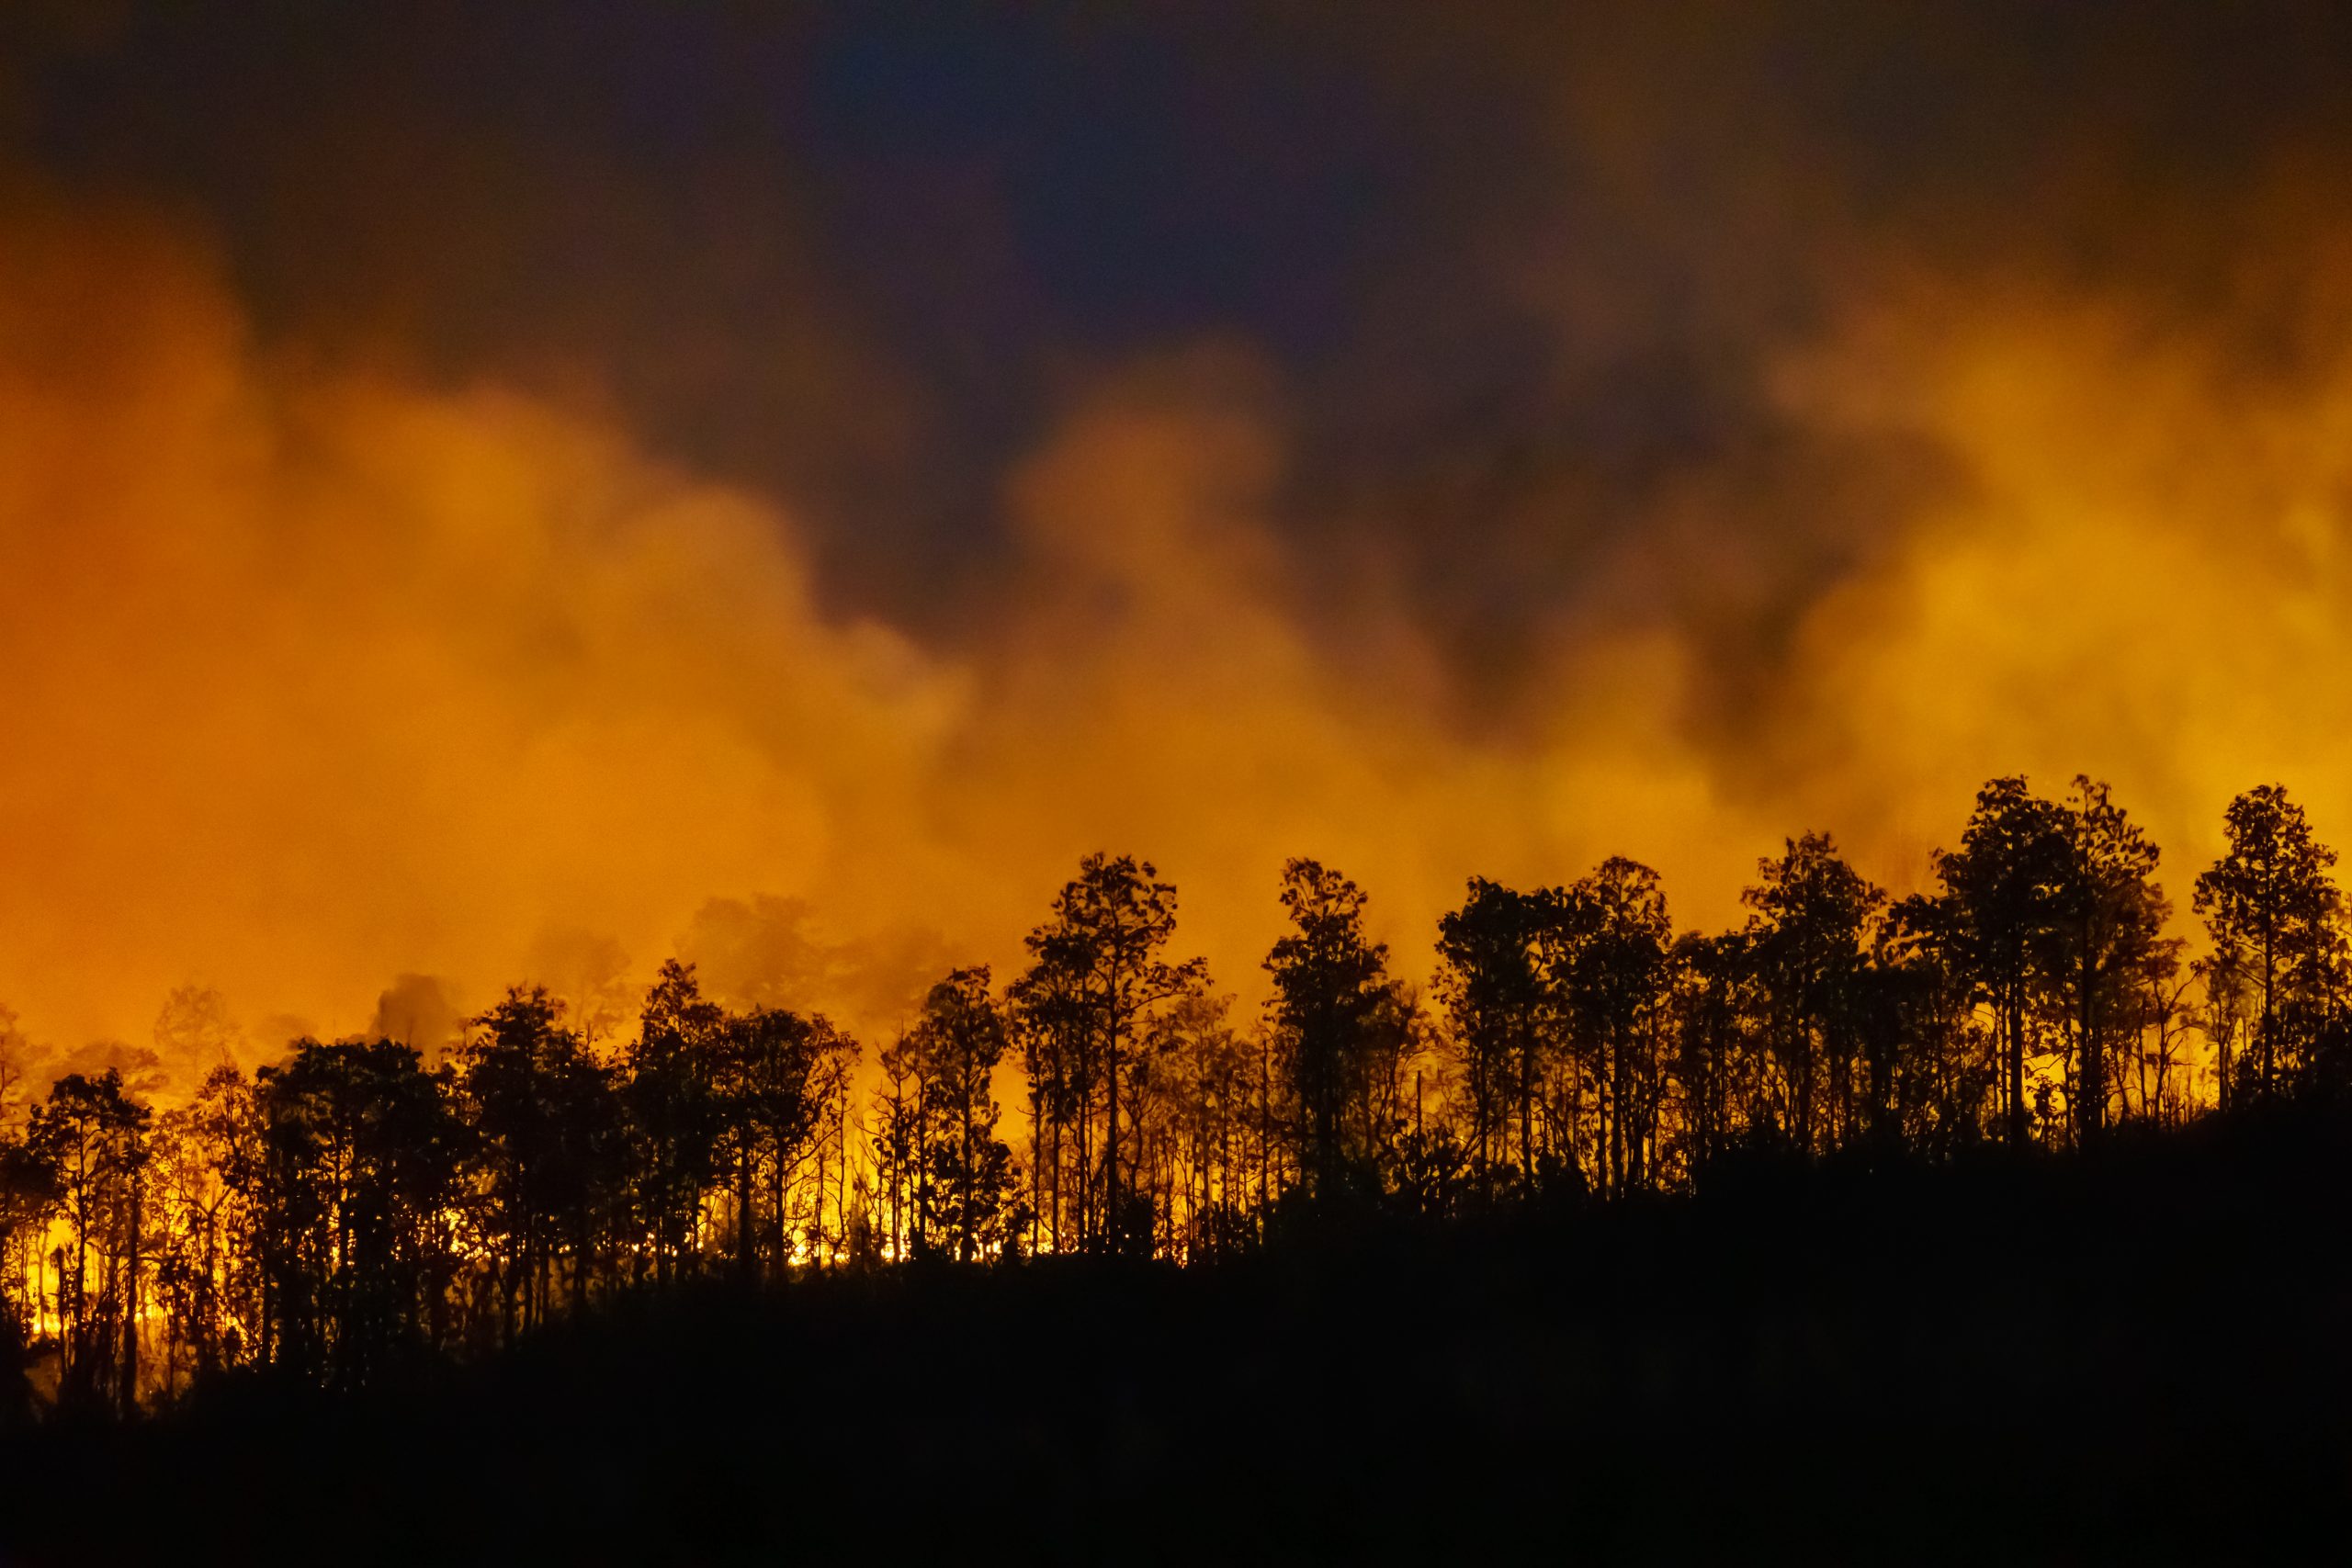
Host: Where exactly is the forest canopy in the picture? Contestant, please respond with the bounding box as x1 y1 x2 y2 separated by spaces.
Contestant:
1 773 2340 1415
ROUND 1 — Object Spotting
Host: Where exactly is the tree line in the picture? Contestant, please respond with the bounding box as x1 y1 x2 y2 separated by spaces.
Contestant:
2 774 2346 1413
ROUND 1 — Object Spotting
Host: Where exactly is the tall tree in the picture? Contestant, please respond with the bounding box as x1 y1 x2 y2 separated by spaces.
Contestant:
1938 779 2072 1148
28 1071 149 1411
2193 784 2346 1100
1667 930 1753 1179
1435 879 1550 1195
1872 893 1991 1155
1558 859 1672 1196
1016 855 1204 1253
0 1132 57 1359
1743 834 1883 1156
148 1066 261 1384
626 961 727 1286
1144 990 1255 1257
1008 942 1094 1256
458 987 620 1340
1265 860 1398 1201
254 1040 462 1387
901 968 1016 1263
2042 778 2175 1145
717 1005 856 1280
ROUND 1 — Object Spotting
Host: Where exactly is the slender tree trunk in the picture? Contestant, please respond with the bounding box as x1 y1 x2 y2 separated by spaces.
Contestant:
1609 1031 1626 1199
1105 994 1124 1252
1519 1034 1534 1188
2006 971 2029 1149
2261 923 2277 1096
122 1155 141 1416
2079 950 2104 1148
736 1143 756 1285
958 1042 976 1265
2218 1023 2232 1114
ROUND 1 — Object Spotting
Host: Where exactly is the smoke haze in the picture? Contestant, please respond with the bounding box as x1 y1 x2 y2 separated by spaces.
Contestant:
6 3 2352 1077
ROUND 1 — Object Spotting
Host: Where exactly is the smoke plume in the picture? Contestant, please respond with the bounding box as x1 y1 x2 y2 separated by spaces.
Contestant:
6 5 2352 1077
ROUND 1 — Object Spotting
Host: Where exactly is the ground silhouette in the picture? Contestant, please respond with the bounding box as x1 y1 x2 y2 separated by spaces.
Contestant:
6 1106 2349 1564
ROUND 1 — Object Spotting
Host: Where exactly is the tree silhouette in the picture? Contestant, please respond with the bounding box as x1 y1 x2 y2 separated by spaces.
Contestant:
457 987 621 1343
1143 989 1259 1256
1871 893 1992 1156
149 1066 260 1382
626 960 727 1288
28 1071 148 1412
1265 859 1403 1201
716 1004 856 1279
6 775 2352 1436
2194 784 2346 1101
253 1040 462 1385
1938 780 2072 1148
1435 878 1551 1196
2043 778 2176 1145
0 1132 57 1363
1743 833 1883 1156
899 967 1016 1262
1008 941 1088 1255
1015 855 1205 1254
1559 858 1672 1194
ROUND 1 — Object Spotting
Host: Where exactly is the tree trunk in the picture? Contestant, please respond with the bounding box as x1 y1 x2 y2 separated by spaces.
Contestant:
2006 973 2029 1149
2079 969 2104 1148
121 1155 141 1416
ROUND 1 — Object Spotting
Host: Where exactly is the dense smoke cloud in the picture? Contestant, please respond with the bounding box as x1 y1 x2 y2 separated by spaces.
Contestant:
0 186 1739 1062
6 4 2352 1077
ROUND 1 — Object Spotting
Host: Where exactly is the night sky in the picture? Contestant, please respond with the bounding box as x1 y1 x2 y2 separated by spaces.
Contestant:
24 2 2341 648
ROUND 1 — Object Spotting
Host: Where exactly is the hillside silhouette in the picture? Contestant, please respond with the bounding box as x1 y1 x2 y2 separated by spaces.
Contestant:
6 1110 2350 1563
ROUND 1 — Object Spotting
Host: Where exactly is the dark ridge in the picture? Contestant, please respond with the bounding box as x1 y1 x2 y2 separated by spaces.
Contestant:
7 1109 2349 1565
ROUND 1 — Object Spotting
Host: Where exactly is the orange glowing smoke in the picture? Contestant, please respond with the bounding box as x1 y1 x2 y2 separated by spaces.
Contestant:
4 172 2352 1084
